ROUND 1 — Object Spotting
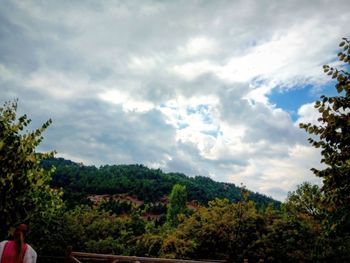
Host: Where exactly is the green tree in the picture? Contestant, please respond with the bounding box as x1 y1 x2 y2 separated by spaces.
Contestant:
300 38 350 260
285 182 322 218
166 184 187 227
0 100 62 237
163 198 264 262
259 214 318 263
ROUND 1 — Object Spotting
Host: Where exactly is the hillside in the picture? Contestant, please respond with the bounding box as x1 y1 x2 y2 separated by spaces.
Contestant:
43 157 279 209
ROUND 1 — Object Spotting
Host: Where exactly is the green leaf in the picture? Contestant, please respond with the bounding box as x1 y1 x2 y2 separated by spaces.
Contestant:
336 85 344 93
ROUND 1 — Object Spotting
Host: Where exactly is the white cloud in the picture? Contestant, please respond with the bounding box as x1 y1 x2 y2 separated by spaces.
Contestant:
99 89 155 112
1 0 348 200
128 55 160 72
179 36 218 56
226 144 323 201
296 102 321 126
173 24 342 86
244 84 272 104
172 60 216 81
25 70 98 100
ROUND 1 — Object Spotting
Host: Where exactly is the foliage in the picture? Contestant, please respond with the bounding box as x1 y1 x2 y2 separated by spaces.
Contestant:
28 195 324 262
300 38 350 220
99 198 133 215
0 100 62 238
163 198 262 262
257 184 322 262
166 184 188 227
300 38 350 260
259 216 318 262
160 233 197 259
43 157 278 207
29 207 67 256
285 182 322 218
64 206 131 254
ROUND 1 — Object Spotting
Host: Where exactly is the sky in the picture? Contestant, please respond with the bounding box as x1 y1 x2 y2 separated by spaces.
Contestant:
1 0 349 201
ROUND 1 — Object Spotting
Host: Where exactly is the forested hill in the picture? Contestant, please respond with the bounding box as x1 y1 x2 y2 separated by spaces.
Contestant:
42 157 279 207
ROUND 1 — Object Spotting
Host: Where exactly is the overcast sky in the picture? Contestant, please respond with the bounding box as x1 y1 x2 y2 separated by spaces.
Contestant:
1 0 349 200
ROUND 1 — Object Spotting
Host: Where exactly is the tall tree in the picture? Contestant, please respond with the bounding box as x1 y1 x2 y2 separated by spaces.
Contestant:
0 100 62 237
166 184 187 227
300 38 350 259
285 182 322 218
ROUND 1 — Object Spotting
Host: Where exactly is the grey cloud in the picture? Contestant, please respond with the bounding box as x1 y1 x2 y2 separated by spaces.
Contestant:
165 157 203 177
1 0 348 200
0 12 40 73
266 187 288 202
42 102 177 166
218 86 306 145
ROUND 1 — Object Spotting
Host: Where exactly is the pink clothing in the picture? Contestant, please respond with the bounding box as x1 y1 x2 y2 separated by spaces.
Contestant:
0 241 36 263
1 241 28 263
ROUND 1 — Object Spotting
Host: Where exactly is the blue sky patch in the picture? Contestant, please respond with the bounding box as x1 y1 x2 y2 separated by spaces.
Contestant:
269 81 339 121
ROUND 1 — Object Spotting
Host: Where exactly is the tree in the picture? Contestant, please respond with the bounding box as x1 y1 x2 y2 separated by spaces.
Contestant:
166 184 187 227
285 182 322 218
259 213 318 263
163 198 263 262
0 100 62 237
300 38 350 259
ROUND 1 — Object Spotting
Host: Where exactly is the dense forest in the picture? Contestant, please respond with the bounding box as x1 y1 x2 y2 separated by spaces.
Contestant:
0 39 349 263
43 157 278 209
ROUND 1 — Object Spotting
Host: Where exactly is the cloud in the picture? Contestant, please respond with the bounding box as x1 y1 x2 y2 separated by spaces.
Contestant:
237 144 323 201
128 55 160 73
172 60 216 81
1 0 349 200
99 89 155 112
296 102 321 126
178 36 218 56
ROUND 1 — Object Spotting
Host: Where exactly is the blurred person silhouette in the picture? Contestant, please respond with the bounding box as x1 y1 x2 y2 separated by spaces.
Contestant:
0 224 37 263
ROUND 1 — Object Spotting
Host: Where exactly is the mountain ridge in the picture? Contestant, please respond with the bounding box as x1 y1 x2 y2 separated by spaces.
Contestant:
43 157 280 208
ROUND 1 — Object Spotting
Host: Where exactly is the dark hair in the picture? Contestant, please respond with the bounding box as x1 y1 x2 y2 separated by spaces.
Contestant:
13 224 28 262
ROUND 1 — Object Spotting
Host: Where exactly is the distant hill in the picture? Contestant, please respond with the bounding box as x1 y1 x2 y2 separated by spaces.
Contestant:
42 157 279 209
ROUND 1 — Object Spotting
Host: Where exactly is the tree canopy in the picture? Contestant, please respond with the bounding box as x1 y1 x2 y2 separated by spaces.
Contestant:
0 100 62 237
166 184 188 227
300 37 350 259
